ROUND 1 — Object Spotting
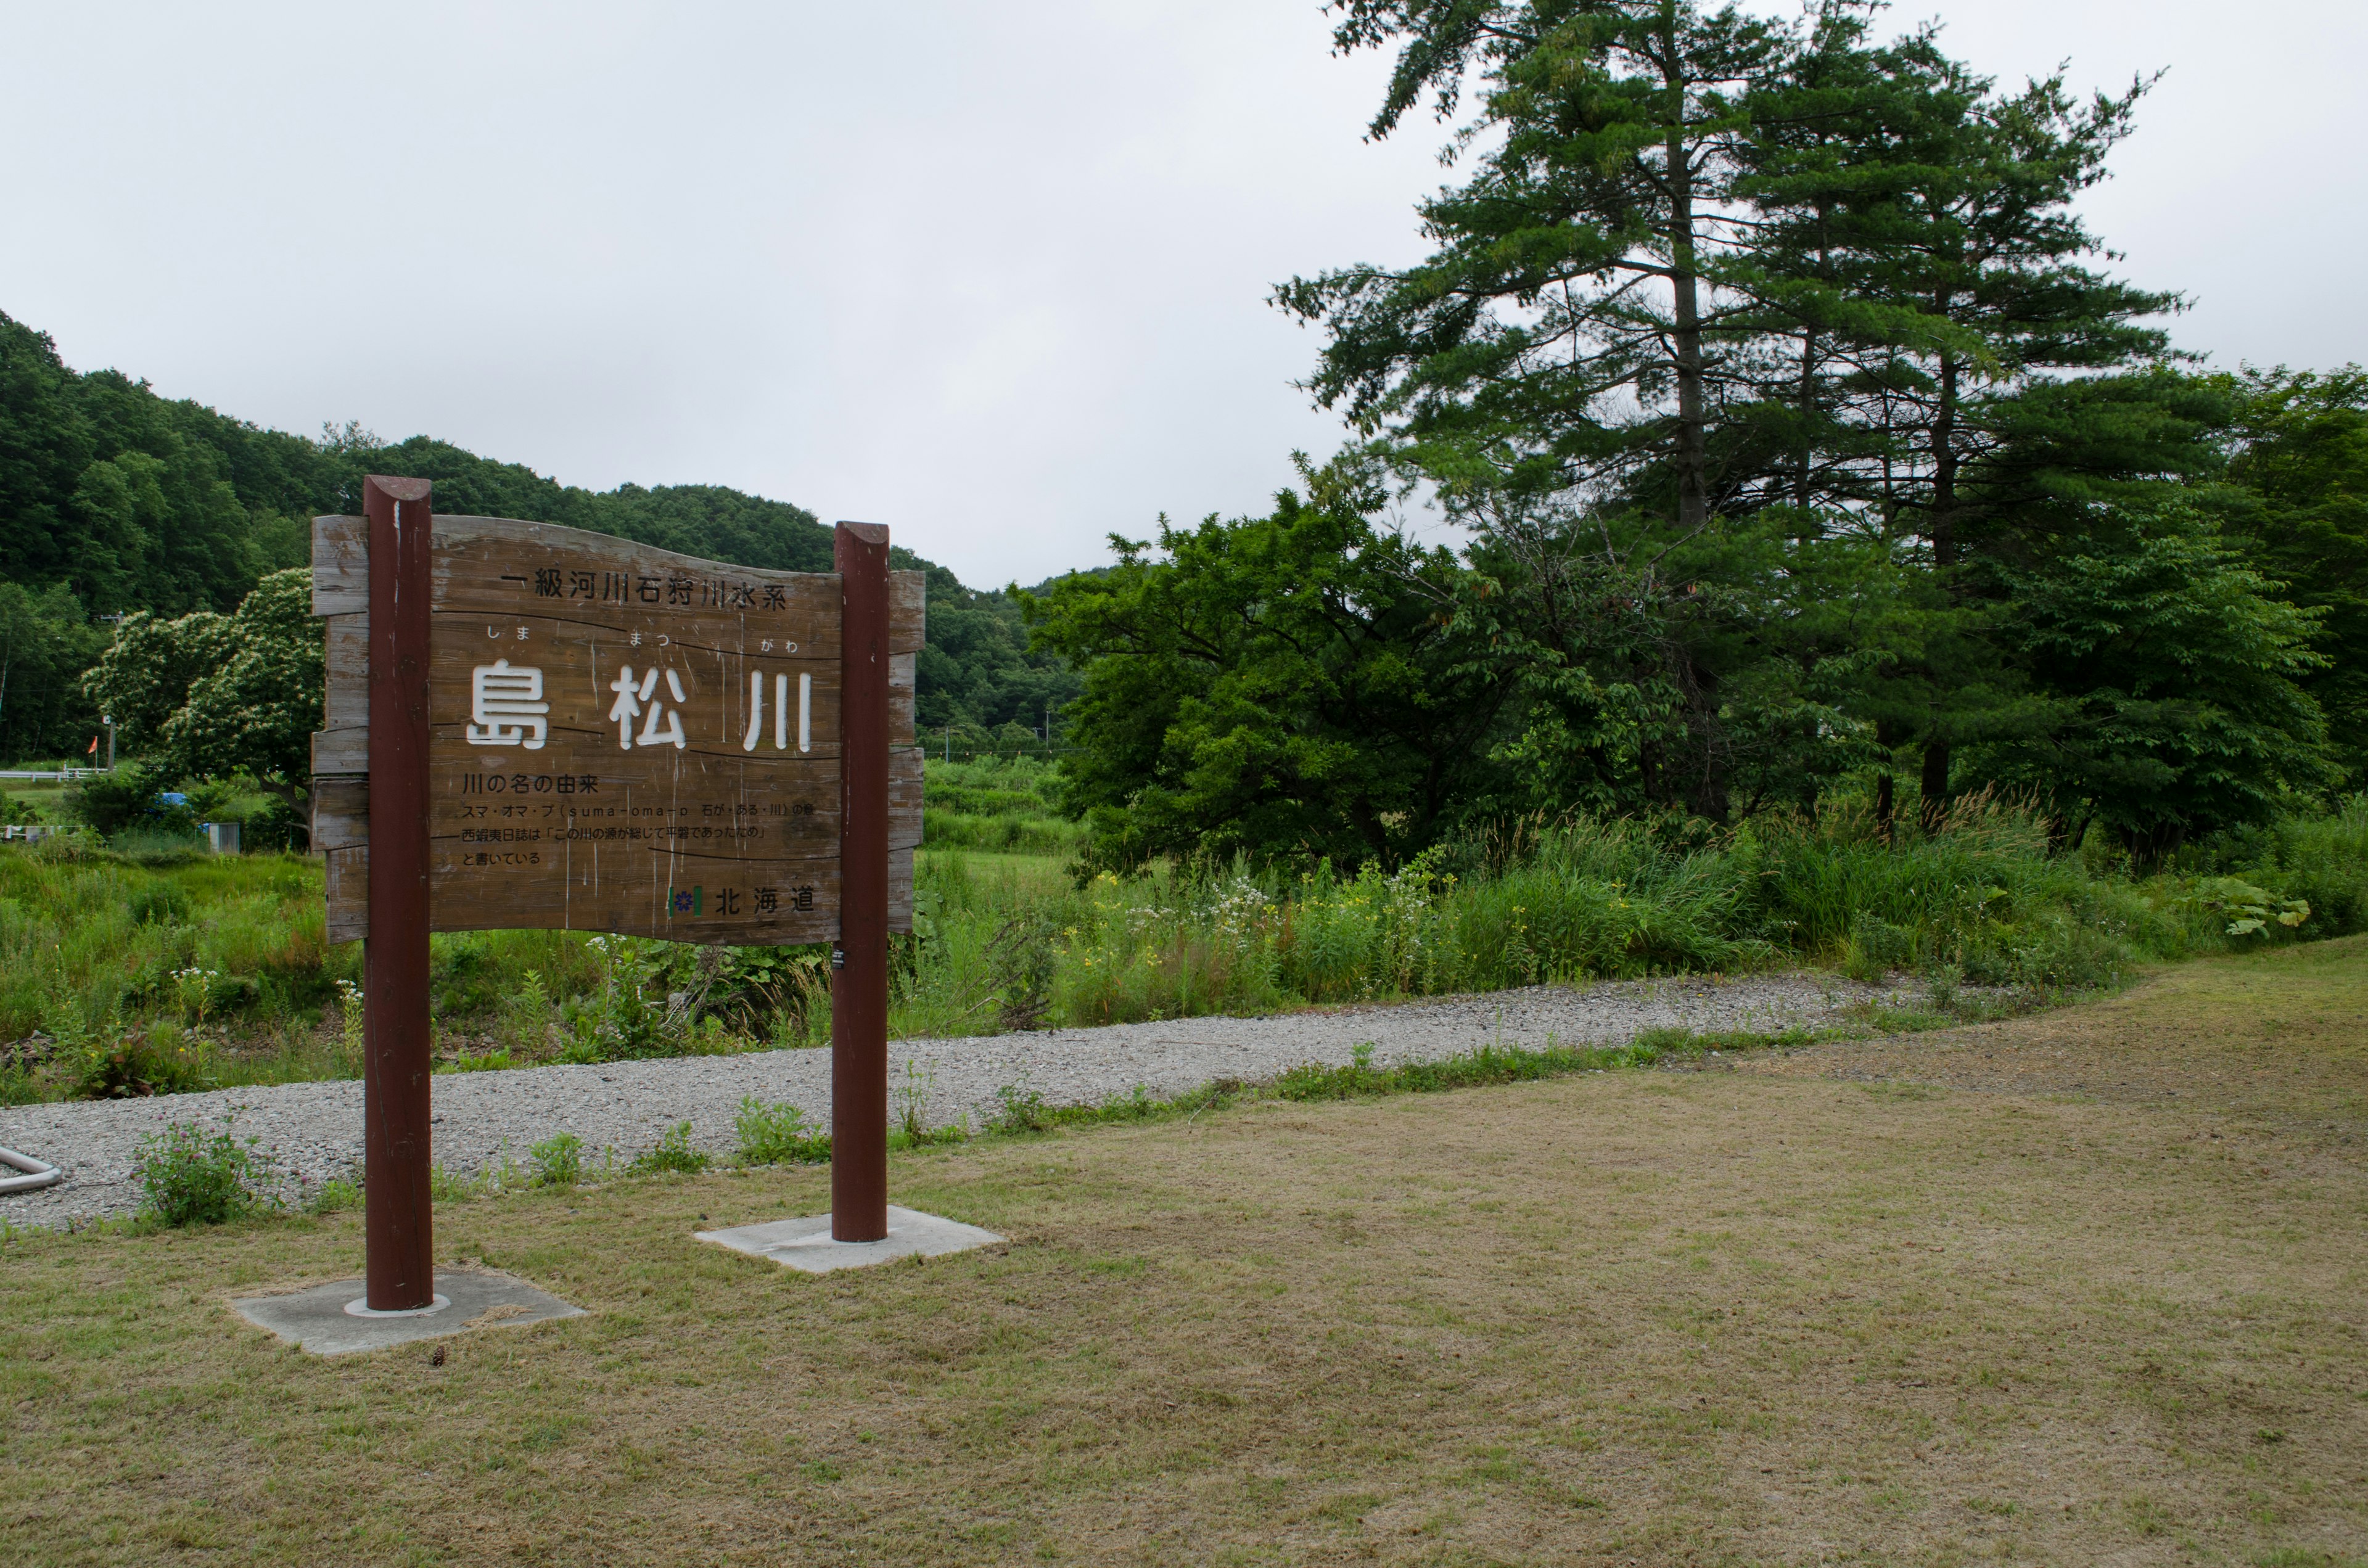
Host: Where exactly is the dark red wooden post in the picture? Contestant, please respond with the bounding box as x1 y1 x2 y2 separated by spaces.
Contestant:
364 475 436 1309
831 521 891 1242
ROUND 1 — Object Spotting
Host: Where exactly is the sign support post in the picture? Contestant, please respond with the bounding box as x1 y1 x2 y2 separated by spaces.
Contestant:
831 521 891 1242
363 474 437 1311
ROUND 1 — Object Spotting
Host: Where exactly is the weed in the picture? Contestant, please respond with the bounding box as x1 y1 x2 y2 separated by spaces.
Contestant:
133 1117 279 1226
78 1027 211 1098
992 1080 1050 1134
335 979 365 1062
430 1163 483 1204
631 1122 712 1175
307 1175 361 1215
895 1059 938 1141
734 1098 830 1166
987 914 1059 1029
530 1132 584 1188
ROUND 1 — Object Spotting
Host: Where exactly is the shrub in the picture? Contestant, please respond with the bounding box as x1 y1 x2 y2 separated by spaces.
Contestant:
133 1117 278 1226
63 764 169 838
734 1098 829 1165
78 1027 211 1099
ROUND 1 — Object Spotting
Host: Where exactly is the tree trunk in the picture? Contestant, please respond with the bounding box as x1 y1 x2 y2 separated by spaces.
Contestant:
1665 75 1709 532
1919 740 1950 834
1930 351 1959 568
1918 343 1961 832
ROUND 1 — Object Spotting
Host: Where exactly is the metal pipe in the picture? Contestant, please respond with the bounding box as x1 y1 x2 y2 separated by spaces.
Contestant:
0 1144 62 1194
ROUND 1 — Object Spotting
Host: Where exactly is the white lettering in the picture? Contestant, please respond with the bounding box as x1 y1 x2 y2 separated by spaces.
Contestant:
637 667 688 750
465 660 549 750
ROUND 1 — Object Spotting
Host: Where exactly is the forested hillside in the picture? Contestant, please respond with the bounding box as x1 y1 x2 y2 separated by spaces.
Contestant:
0 309 1075 760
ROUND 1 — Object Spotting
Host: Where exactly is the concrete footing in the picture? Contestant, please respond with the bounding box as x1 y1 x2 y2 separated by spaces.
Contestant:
230 1268 584 1356
695 1204 1003 1274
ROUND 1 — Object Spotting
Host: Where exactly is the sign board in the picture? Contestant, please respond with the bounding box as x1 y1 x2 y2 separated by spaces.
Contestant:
308 512 922 945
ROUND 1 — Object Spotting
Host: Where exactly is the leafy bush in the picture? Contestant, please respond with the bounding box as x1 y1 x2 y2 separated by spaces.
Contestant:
734 1098 829 1165
78 1027 212 1098
133 1117 279 1225
63 765 171 837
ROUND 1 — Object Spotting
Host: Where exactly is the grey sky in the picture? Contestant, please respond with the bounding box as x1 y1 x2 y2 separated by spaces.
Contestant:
3 2 2360 588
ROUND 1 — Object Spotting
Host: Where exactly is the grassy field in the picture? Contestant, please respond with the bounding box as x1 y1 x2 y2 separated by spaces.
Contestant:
3 938 2362 1565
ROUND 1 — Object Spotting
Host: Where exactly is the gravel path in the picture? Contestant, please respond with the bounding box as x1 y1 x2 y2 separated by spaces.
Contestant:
0 971 1906 1229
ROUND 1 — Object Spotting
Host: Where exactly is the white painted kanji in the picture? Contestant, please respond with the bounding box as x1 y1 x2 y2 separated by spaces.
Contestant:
464 659 549 750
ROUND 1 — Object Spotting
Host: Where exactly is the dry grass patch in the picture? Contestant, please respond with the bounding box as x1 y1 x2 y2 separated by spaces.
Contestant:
4 942 2365 1566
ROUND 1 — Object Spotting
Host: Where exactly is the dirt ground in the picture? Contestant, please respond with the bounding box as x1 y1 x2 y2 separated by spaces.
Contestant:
3 939 2363 1566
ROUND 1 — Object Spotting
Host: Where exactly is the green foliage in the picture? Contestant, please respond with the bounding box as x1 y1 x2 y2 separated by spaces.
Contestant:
1227 1 2301 856
77 1025 212 1099
76 567 319 798
916 578 1082 733
1272 1037 1663 1102
630 1122 710 1176
2221 366 2368 786
734 1098 830 1165
990 1082 1051 1135
63 761 175 837
0 580 105 761
1024 485 1506 871
133 1116 279 1226
1980 501 2333 855
529 1132 584 1188
0 845 339 1077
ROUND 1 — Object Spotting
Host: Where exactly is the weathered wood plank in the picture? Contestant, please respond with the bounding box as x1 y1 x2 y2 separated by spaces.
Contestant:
889 570 924 655
319 512 900 628
889 651 916 747
325 845 368 945
313 728 367 776
324 615 366 729
311 776 368 853
323 843 915 945
889 745 923 853
313 515 368 616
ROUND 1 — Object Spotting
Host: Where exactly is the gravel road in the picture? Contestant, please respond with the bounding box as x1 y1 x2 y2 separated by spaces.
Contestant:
1 971 1904 1229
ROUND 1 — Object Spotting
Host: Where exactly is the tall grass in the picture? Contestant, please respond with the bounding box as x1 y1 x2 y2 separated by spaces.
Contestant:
6 785 2362 1104
918 754 1083 855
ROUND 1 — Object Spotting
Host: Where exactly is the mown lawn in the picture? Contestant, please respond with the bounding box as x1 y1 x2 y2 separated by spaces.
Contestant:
2 940 2363 1566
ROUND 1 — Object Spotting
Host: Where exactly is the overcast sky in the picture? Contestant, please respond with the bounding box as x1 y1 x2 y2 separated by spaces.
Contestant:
4 1 2362 588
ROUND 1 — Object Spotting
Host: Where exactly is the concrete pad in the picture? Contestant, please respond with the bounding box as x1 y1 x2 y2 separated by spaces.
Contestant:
695 1204 1003 1275
230 1269 585 1357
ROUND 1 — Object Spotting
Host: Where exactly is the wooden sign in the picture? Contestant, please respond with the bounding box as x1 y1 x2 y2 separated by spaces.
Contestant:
309 512 923 945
